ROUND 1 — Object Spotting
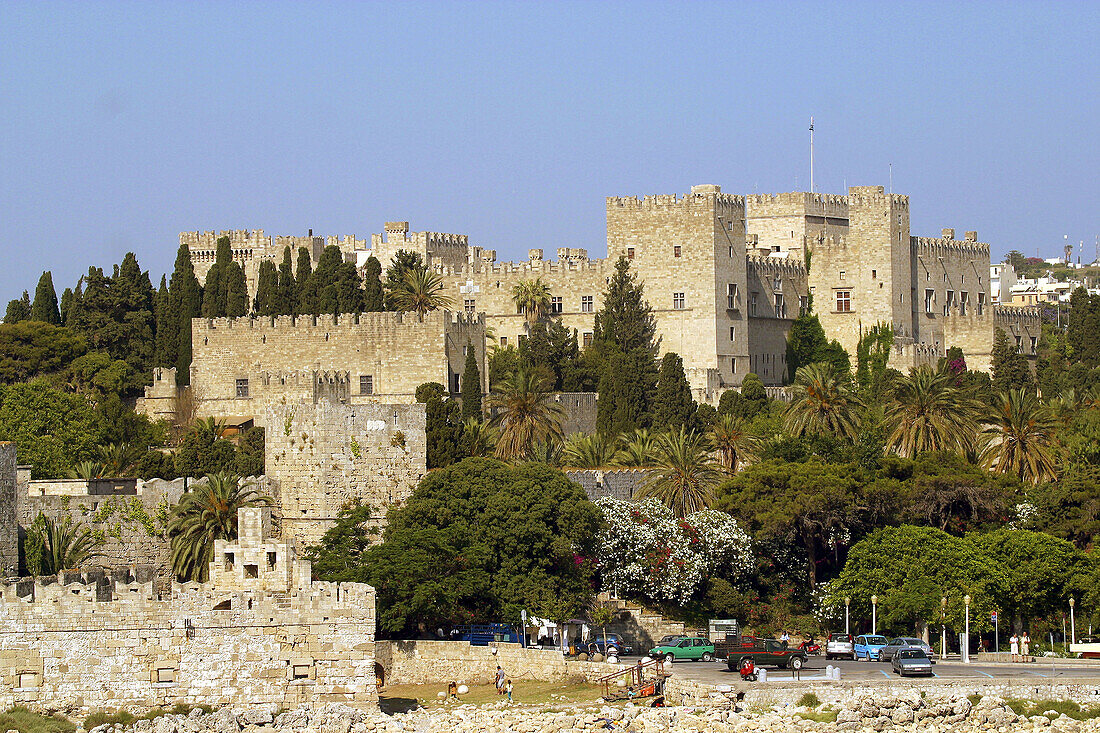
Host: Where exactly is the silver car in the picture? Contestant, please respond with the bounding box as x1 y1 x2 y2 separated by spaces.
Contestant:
825 633 854 660
891 647 933 676
877 636 935 662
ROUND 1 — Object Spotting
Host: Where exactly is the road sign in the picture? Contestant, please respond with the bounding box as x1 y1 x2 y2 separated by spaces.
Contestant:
991 611 998 622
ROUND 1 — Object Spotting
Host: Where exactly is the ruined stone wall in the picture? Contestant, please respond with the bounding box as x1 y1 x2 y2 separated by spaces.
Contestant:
0 508 376 713
0 445 17 575
188 311 485 428
264 401 426 549
374 641 617 686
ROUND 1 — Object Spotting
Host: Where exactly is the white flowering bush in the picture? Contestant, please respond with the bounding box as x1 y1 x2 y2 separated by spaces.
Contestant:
596 497 754 604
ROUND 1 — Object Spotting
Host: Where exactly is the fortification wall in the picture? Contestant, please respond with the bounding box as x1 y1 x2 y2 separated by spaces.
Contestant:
745 192 849 258
0 445 17 575
371 222 470 271
189 311 485 427
264 401 426 549
0 508 376 713
994 306 1043 365
374 641 617 686
554 393 598 435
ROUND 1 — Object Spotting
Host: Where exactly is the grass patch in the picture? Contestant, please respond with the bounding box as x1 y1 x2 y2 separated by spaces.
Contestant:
378 681 608 713
797 692 821 708
0 707 75 733
796 709 838 723
84 704 214 729
967 694 982 706
1005 699 1100 720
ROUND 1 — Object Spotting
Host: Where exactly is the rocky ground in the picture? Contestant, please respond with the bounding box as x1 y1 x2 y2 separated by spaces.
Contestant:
63 690 1100 733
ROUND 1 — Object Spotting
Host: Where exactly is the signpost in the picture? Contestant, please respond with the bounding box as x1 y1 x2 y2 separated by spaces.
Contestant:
992 611 999 654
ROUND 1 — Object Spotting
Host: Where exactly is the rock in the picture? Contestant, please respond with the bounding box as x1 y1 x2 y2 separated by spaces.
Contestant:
891 706 914 724
240 708 275 727
211 707 241 733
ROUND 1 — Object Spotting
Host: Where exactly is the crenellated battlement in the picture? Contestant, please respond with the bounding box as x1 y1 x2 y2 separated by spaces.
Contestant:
745 192 850 219
431 257 614 277
194 309 484 333
995 305 1043 322
747 255 808 278
912 236 990 257
846 185 910 209
607 187 746 213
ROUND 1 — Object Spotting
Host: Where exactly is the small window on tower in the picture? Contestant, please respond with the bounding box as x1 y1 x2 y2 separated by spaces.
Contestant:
235 378 249 398
871 269 877 279
672 293 685 310
835 291 851 312
463 299 476 313
839 271 846 281
673 245 682 258
626 248 635 260
360 375 373 395
550 296 563 314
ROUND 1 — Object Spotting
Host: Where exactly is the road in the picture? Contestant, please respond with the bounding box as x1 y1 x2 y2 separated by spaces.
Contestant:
617 656 1100 684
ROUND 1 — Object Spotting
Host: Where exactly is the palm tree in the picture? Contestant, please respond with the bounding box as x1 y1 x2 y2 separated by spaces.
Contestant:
25 512 103 575
638 427 723 517
66 460 106 480
511 278 552 330
95 442 145 476
561 432 622 468
981 389 1059 485
168 473 272 582
190 416 229 442
783 362 864 441
1049 388 1082 426
613 428 659 467
390 268 454 320
487 367 565 462
460 418 498 458
711 413 757 473
882 365 980 458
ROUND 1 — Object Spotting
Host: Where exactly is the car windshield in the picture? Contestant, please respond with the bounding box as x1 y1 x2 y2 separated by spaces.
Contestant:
902 638 924 645
829 634 850 641
867 636 888 644
899 649 928 659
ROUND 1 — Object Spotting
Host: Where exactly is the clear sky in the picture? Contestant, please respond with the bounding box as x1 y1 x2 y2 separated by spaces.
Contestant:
1 1 1096 303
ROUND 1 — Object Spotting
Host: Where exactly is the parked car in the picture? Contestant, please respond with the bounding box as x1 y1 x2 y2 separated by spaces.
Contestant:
891 647 934 676
825 633 854 660
853 635 889 661
585 634 633 656
656 634 686 646
876 637 935 662
724 638 809 671
649 637 715 663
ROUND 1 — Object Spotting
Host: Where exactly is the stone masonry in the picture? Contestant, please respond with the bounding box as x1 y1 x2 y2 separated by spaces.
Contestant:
0 444 17 576
0 507 377 713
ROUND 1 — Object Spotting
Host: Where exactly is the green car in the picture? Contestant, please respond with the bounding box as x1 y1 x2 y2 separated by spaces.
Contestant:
649 636 715 663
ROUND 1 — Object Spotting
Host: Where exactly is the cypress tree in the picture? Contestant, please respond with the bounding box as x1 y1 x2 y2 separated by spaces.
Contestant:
738 372 768 417
652 352 695 429
333 261 363 315
153 275 173 367
461 344 482 421
592 256 657 356
597 350 655 435
202 236 232 318
294 247 312 316
4 291 30 324
306 245 343 316
992 328 1033 391
169 243 202 385
276 246 296 315
109 253 155 372
59 287 74 325
65 282 83 327
224 262 248 317
30 271 60 323
362 256 384 312
253 260 279 316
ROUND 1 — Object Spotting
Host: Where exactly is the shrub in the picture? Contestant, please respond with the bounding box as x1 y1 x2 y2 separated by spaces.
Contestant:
797 692 821 708
0 706 75 733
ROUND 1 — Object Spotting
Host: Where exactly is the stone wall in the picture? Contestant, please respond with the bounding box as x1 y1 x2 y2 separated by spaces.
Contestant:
0 444 17 575
562 469 654 502
264 401 426 549
374 641 618 686
0 508 377 713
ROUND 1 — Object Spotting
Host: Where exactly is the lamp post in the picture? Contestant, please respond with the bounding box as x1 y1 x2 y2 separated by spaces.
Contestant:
845 596 850 636
871 595 878 635
941 597 947 660
1070 597 1077 646
963 595 971 664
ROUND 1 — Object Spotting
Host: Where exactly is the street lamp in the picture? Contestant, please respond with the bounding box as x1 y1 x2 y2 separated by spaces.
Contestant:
941 597 947 660
963 595 971 664
1070 597 1076 646
845 596 850 635
871 595 878 635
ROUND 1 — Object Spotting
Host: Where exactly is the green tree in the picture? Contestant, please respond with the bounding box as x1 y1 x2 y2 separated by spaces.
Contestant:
511 278 552 331
311 458 601 636
304 500 378 582
276 246 297 315
234 426 265 477
900 452 1018 534
639 427 723 517
1028 465 1100 548
415 382 464 469
253 259 279 316
991 328 1033 391
302 245 363 316
592 257 657 356
652 352 696 430
383 250 424 310
613 428 658 467
460 344 482 421
0 321 87 383
64 351 141 397
23 513 103 575
389 268 453 319
224 262 248 317
521 319 580 391
737 373 769 417
4 291 31 324
855 323 893 398
168 244 202 384
561 432 622 468
294 247 313 315
0 381 104 478
167 473 271 581
362 255 384 312
981 389 1059 485
173 418 237 477
69 253 155 374
711 413 756 474
884 365 979 458
59 286 75 325
152 275 173 367
786 313 850 381
596 349 656 435
30 271 60 324
784 362 863 441
488 367 565 461
201 236 233 318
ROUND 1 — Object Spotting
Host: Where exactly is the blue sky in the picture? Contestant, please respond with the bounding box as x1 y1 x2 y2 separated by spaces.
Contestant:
0 1 1096 303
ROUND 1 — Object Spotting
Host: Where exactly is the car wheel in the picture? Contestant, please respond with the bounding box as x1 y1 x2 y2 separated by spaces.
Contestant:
825 654 831 661
664 653 675 664
791 657 804 671
851 652 858 661
878 651 885 662
702 652 713 662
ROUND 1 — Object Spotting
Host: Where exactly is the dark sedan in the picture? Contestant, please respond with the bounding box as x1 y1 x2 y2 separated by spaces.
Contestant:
891 648 934 677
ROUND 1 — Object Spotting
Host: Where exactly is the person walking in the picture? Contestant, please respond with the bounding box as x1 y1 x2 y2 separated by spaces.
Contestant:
495 665 506 695
505 679 513 703
1022 633 1031 662
1010 633 1019 662
448 680 458 700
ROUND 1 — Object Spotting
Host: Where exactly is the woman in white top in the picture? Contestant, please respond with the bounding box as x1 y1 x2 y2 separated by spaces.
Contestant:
1010 633 1019 662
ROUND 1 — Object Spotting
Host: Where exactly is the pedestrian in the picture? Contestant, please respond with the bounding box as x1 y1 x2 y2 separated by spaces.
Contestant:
448 680 458 700
1010 633 1019 662
780 630 790 644
1022 633 1031 662
495 665 506 695
505 679 513 703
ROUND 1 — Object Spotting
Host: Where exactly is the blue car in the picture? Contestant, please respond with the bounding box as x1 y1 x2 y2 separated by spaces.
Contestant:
853 634 889 661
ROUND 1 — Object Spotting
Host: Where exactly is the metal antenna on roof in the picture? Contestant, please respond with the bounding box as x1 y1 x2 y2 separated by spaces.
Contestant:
809 117 815 193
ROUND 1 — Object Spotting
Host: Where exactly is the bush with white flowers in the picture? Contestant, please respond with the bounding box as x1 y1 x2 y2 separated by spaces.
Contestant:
596 497 754 604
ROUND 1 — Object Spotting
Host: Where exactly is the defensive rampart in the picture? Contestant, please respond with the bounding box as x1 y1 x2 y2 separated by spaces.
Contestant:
374 641 617 686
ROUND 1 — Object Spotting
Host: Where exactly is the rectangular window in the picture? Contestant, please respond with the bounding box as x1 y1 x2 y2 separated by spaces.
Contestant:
729 326 736 341
518 334 527 346
1030 336 1037 353
729 246 734 258
672 292 685 310
244 564 258 579
463 298 476 313
731 357 736 374
977 292 986 315
17 672 38 689
582 332 593 349
960 291 968 316
727 283 739 310
626 247 634 260
235 378 249 398
452 373 461 393
871 269 877 279
155 668 177 684
267 551 277 571
550 296 563 314
944 290 955 316
835 290 851 312
774 294 786 318
673 245 682 258
499 336 508 347
292 665 311 680
1015 335 1022 353
360 375 373 395
839 270 846 281
799 295 809 315
581 295 594 313
750 292 758 316
925 289 935 314
223 552 234 571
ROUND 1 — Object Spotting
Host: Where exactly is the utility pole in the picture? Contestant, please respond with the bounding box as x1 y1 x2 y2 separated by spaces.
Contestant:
809 117 815 194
